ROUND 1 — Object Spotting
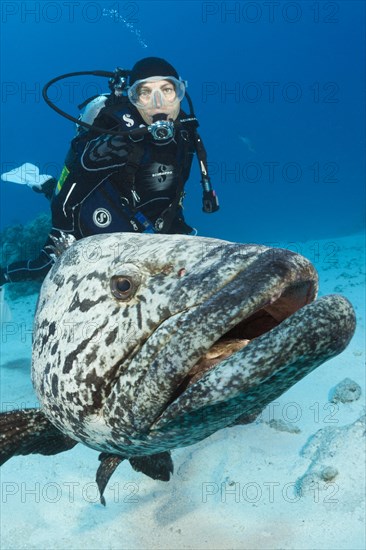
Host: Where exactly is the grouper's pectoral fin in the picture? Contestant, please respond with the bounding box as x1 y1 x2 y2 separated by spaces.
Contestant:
130 451 174 481
0 408 78 466
96 453 124 506
96 451 174 505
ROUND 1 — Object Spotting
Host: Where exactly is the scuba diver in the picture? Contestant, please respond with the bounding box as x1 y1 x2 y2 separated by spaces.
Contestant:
0 57 219 286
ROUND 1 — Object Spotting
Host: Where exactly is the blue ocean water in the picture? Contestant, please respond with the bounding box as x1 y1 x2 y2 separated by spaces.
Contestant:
1 0 364 244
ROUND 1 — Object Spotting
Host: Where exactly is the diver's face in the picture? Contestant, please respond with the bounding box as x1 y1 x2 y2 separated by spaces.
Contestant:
135 79 181 124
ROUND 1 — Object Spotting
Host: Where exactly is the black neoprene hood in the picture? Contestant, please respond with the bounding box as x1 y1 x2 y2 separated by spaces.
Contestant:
129 57 179 86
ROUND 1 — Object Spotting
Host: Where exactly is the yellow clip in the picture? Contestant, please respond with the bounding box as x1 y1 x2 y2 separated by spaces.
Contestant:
56 165 70 195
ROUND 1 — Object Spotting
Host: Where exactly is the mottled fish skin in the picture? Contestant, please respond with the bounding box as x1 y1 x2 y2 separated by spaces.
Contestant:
31 233 355 458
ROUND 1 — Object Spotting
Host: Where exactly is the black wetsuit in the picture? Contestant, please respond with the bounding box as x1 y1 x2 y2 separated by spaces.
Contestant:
2 98 197 284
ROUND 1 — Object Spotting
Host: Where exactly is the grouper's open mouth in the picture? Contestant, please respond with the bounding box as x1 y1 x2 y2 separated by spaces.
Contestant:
175 276 317 393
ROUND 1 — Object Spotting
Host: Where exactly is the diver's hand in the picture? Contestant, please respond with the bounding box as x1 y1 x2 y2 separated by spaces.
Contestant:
202 190 219 213
1 163 53 190
32 177 57 200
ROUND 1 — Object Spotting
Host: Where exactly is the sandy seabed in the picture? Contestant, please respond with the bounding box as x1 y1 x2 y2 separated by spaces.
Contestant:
0 232 365 550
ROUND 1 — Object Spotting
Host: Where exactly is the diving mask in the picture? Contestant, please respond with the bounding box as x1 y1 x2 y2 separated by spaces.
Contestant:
128 76 186 110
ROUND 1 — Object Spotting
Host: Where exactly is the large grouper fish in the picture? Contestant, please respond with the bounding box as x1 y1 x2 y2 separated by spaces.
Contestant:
0 233 356 504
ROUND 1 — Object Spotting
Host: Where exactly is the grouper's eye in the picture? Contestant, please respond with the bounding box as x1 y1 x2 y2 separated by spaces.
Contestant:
110 264 142 301
111 276 136 301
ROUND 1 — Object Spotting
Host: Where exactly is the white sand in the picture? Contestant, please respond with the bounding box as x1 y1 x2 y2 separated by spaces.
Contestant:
0 232 365 550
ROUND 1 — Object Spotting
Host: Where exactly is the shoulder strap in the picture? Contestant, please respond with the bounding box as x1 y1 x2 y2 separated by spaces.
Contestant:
123 141 145 205
78 94 142 137
97 94 141 127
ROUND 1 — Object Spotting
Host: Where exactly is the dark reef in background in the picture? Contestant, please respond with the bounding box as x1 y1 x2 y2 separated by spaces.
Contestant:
0 214 51 298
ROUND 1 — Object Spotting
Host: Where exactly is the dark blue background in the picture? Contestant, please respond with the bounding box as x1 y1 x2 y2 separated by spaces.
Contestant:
1 1 365 242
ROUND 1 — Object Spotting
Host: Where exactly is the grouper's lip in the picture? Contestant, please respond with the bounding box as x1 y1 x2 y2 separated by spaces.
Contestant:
129 249 317 431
